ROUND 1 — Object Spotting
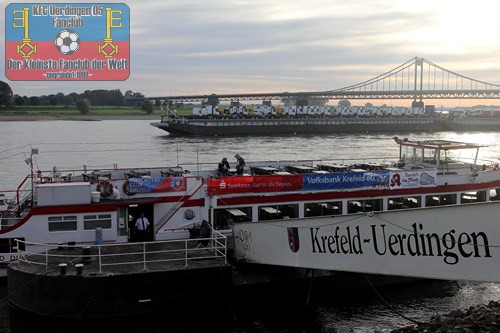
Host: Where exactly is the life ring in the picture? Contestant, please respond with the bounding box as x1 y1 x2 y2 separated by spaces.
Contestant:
97 180 114 198
122 180 136 196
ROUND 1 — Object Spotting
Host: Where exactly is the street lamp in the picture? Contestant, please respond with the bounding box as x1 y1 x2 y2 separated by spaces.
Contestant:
24 148 38 207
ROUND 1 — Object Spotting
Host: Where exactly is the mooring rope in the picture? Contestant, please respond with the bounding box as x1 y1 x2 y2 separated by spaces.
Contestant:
363 273 423 326
0 271 47 307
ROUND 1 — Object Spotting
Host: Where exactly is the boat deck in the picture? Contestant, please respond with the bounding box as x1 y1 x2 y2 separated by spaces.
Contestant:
14 236 229 277
8 236 233 319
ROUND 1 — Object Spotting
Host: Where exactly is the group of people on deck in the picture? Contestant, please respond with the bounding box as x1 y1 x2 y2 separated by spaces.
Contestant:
218 154 246 176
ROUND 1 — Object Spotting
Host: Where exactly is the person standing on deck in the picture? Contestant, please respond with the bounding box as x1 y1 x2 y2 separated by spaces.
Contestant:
134 212 150 242
218 157 230 175
235 154 246 175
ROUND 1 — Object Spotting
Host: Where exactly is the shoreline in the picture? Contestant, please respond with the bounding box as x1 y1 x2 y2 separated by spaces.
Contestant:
0 114 159 121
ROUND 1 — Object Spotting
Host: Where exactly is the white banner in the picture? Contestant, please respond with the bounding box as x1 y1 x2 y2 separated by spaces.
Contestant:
389 169 437 189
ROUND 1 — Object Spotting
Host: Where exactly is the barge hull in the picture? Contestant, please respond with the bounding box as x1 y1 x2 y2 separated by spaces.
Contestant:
7 264 232 319
442 119 500 131
7 263 420 319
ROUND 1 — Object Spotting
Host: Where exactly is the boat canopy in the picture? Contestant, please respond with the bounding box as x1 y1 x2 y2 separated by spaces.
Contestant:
395 138 488 150
394 137 488 168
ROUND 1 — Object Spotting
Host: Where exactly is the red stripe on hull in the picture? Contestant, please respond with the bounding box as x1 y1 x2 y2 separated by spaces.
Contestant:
217 180 500 206
0 197 204 235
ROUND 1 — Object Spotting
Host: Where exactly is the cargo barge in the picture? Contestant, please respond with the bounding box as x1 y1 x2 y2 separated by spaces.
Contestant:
151 105 445 136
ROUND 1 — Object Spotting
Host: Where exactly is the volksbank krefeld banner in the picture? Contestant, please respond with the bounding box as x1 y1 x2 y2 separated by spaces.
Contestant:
5 3 130 80
127 177 186 193
303 172 390 191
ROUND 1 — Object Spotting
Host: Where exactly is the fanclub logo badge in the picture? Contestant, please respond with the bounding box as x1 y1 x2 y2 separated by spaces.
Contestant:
6 3 130 81
287 227 300 253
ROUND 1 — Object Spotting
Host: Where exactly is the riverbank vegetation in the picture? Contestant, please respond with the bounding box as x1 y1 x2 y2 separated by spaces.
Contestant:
0 105 195 117
0 105 146 116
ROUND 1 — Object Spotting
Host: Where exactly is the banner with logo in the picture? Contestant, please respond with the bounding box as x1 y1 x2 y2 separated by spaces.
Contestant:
209 175 303 195
303 172 390 191
5 3 130 80
127 177 186 193
389 169 437 189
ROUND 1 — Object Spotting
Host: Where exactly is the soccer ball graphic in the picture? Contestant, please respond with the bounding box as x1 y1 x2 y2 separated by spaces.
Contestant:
54 30 80 55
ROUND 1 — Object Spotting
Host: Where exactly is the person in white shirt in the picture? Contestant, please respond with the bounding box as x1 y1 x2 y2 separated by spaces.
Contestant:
134 212 150 242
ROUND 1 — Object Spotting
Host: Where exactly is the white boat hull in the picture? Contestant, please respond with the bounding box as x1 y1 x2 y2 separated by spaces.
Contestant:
234 202 500 282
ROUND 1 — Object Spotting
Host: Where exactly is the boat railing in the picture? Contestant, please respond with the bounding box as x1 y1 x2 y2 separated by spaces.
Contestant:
28 156 405 183
180 157 399 173
0 209 26 230
14 230 227 275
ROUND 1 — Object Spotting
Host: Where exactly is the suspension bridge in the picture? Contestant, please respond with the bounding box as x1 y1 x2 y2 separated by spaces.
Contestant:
148 57 500 104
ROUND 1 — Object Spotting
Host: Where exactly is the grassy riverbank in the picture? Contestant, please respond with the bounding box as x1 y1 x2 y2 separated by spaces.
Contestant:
0 105 194 121
1 105 146 116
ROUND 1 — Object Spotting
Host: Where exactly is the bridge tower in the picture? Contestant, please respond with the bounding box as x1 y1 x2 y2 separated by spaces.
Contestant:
412 57 424 108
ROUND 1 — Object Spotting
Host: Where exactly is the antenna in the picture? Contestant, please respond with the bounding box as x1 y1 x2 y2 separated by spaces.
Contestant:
24 147 38 207
196 146 200 176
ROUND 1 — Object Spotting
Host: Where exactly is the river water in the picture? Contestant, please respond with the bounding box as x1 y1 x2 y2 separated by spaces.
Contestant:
1 120 500 332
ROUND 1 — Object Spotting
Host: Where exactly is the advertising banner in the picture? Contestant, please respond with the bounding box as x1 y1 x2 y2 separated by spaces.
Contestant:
303 172 390 191
210 175 303 195
127 177 186 194
5 3 130 80
389 169 437 189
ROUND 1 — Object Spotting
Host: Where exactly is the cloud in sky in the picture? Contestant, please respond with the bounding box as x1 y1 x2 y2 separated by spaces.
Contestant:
1 0 500 104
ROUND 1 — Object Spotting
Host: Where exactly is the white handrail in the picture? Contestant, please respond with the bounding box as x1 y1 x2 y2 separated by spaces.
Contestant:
15 231 227 274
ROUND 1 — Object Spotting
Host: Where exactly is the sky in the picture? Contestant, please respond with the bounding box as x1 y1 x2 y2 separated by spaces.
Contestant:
2 0 500 107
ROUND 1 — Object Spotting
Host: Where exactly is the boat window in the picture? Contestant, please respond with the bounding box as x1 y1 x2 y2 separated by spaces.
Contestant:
461 191 486 204
414 147 423 163
425 194 457 207
305 201 342 217
0 237 25 252
423 148 438 164
388 196 421 210
490 189 500 201
400 146 411 161
48 215 77 232
83 214 112 230
213 207 252 230
258 204 298 221
347 199 382 214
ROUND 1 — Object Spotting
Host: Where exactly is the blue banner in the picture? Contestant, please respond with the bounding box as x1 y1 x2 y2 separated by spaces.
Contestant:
127 177 186 193
303 172 390 191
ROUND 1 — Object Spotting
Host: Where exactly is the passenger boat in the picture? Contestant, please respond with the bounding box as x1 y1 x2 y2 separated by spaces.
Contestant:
1 137 500 277
4 137 500 318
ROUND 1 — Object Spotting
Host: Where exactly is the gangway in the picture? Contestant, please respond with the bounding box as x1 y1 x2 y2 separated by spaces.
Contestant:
233 202 500 282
